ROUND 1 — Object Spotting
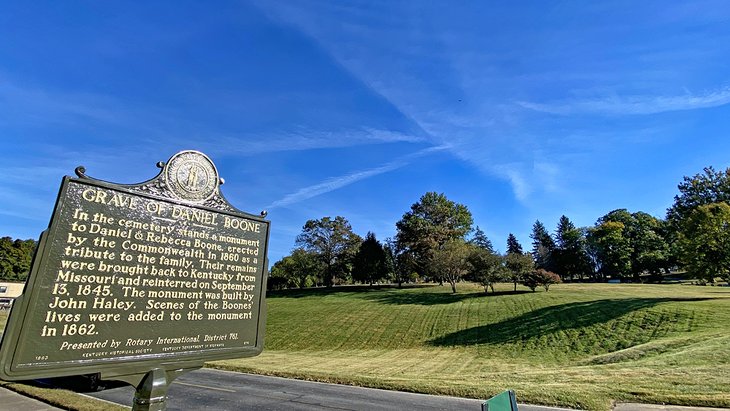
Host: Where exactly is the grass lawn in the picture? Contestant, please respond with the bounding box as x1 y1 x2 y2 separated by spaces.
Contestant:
2 284 729 410
210 282 730 410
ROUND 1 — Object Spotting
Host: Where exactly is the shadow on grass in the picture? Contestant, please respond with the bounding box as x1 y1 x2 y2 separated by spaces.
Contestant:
428 297 714 347
267 284 533 305
266 284 432 299
360 289 532 306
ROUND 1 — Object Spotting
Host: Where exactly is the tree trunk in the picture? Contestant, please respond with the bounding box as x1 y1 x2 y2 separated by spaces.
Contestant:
324 264 334 288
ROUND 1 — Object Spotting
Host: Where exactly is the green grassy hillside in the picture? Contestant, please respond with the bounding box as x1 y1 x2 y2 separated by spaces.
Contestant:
211 283 730 410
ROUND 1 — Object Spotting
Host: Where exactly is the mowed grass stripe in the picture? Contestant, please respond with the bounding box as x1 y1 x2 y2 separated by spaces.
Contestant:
211 283 730 410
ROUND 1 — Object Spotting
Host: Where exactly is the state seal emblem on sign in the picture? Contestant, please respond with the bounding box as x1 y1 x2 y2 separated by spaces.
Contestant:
164 150 219 202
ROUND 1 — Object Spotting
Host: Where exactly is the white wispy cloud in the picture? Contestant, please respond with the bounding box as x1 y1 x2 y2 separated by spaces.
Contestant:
252 3 551 202
491 164 531 201
0 74 424 159
254 1 730 207
265 146 448 209
517 87 730 116
204 127 425 156
0 76 131 126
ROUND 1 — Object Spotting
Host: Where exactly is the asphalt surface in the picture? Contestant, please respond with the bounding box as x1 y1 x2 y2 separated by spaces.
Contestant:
1 370 727 411
86 368 568 411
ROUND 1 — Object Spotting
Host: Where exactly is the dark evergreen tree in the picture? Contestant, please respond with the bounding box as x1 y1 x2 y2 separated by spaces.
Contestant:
352 232 388 286
506 233 523 255
530 220 556 272
554 215 591 281
469 226 494 253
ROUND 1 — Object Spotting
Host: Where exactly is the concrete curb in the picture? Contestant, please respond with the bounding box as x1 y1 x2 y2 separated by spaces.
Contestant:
615 404 729 411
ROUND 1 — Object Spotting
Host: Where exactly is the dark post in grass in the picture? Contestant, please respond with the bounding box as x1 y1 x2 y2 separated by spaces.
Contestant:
0 151 270 410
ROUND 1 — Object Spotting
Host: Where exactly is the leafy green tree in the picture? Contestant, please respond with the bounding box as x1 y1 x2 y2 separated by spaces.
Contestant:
505 252 534 291
530 220 556 272
600 209 634 226
395 192 473 282
0 237 37 281
553 215 592 281
630 212 670 280
295 216 362 287
666 166 730 275
269 248 322 289
465 226 498 285
382 238 397 284
431 239 473 293
395 246 419 285
587 220 631 279
384 237 420 287
352 232 388 286
506 233 523 255
667 167 730 225
588 209 670 282
505 233 531 291
592 209 634 279
468 247 504 293
0 237 15 278
293 248 323 288
677 203 730 282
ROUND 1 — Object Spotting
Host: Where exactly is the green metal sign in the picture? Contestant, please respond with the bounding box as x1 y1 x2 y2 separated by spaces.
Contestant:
0 151 270 409
482 390 518 411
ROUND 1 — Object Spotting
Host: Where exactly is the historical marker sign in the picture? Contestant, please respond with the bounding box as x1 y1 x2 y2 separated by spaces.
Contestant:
0 151 269 383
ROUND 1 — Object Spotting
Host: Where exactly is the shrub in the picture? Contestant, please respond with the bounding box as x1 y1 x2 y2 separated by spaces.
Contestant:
522 269 562 292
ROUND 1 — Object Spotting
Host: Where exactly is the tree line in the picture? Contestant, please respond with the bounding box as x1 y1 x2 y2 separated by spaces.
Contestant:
271 166 730 292
0 237 37 281
2 166 729 289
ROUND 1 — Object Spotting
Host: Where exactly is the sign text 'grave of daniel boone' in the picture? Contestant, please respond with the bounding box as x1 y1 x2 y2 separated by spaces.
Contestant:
0 151 270 407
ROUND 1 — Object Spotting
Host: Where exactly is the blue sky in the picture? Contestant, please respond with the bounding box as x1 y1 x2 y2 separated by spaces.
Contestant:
2 1 730 263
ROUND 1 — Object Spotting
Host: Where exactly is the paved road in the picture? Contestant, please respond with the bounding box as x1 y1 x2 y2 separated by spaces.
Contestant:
87 368 567 411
